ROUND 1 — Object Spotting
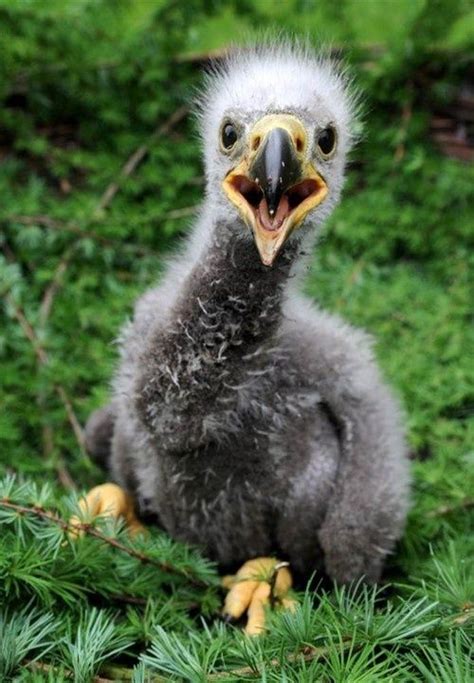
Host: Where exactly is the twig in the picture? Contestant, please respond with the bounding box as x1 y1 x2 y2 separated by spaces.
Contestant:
40 422 54 460
2 241 66 479
37 245 76 472
427 498 474 517
451 605 474 625
100 664 167 682
4 291 86 454
109 592 200 611
39 245 75 325
173 43 383 66
174 46 232 64
30 640 352 681
4 107 189 489
393 84 413 164
27 660 115 682
109 593 148 606
208 640 353 680
94 105 188 215
55 462 76 491
55 385 87 452
4 215 156 256
26 661 74 680
0 498 211 588
165 204 199 220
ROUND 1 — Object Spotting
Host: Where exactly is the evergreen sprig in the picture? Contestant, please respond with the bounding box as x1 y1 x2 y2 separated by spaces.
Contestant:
58 608 133 683
0 606 58 679
0 476 218 604
138 584 469 680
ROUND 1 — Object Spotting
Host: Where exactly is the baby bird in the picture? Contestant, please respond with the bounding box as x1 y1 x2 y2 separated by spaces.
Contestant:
83 43 410 634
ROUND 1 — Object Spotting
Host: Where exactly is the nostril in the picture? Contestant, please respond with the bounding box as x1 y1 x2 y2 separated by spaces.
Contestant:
252 135 261 151
295 136 304 152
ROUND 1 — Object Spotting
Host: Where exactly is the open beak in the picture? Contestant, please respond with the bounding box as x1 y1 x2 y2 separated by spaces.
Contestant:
223 114 328 266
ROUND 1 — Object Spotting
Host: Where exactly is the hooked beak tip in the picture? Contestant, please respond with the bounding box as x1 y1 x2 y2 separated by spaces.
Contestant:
249 127 302 215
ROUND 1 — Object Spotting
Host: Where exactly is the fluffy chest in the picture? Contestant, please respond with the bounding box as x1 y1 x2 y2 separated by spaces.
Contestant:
152 432 286 564
160 429 283 508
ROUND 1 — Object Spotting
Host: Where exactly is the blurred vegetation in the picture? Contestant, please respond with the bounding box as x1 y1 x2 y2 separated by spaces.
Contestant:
0 0 473 680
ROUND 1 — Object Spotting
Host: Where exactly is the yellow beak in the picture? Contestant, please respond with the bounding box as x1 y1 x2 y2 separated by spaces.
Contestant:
223 114 328 266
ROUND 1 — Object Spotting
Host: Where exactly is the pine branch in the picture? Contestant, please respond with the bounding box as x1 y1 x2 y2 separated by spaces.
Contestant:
0 498 211 588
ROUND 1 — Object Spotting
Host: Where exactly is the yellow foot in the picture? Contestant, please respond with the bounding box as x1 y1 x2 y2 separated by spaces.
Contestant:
69 483 145 538
222 557 297 635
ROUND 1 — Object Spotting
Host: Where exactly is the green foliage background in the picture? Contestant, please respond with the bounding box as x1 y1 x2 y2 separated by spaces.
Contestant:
0 0 473 680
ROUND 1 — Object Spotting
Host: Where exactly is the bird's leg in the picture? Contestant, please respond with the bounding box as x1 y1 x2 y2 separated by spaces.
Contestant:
69 483 145 538
222 557 297 635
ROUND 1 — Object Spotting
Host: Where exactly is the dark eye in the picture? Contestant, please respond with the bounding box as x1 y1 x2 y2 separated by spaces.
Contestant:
317 126 336 157
221 122 238 150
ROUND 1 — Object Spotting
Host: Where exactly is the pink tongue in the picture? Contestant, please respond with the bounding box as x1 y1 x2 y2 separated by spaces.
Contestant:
257 195 290 232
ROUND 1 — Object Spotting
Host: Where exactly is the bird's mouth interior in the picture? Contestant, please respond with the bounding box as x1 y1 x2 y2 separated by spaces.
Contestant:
229 175 325 232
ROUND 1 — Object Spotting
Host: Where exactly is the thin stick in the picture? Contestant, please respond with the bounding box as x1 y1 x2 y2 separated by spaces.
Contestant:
55 385 86 451
37 246 75 472
0 498 211 588
208 641 353 680
174 46 232 64
165 204 199 220
55 462 77 491
28 639 351 681
39 246 75 325
5 215 155 256
2 246 78 486
4 107 189 488
393 84 413 164
4 291 86 453
100 664 167 682
94 105 188 215
27 660 115 683
427 498 474 517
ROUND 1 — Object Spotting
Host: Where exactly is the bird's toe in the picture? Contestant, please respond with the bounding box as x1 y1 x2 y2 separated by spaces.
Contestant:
69 482 145 538
222 557 295 635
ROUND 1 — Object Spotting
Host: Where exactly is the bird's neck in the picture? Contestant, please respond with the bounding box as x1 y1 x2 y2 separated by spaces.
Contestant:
135 222 301 451
174 224 298 346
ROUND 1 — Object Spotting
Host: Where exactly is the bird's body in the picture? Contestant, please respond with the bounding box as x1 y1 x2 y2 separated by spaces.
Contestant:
86 43 410 594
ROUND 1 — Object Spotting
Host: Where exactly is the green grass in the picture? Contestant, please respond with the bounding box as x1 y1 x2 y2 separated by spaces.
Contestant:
1 1 473 680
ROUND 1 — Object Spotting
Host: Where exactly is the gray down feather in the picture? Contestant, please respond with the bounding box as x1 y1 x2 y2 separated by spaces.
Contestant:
86 42 410 583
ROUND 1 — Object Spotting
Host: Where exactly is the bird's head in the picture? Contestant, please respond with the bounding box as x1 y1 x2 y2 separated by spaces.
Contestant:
198 43 358 266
